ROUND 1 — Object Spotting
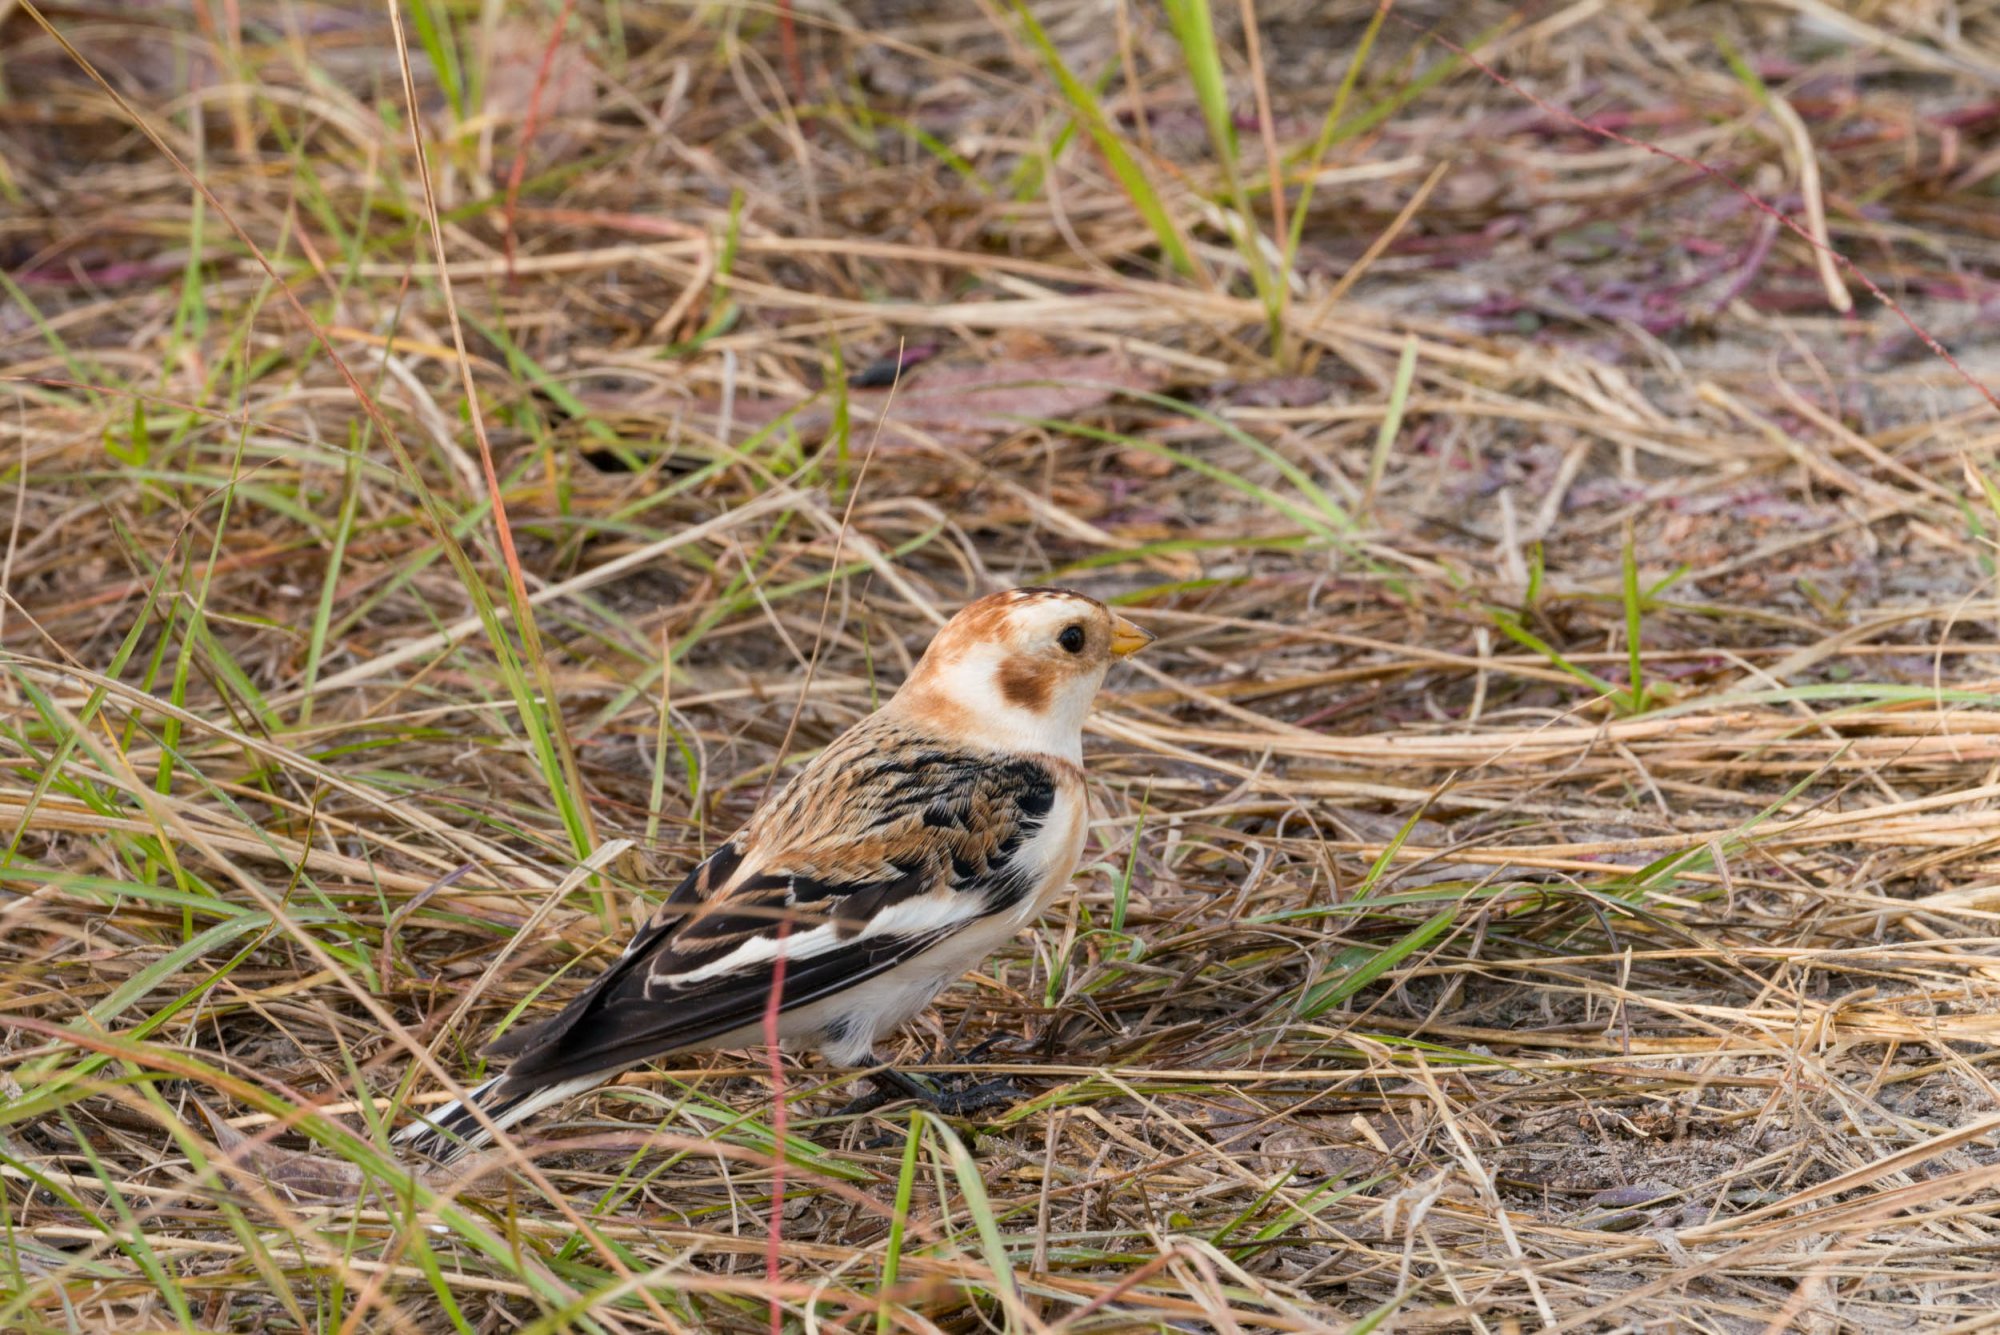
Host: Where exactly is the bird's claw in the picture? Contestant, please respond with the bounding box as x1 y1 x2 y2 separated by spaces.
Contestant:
926 1076 1025 1118
836 1068 1025 1122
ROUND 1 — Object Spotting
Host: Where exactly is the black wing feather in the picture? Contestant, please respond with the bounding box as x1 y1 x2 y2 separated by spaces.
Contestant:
482 747 1059 1083
493 926 955 1085
481 839 746 1061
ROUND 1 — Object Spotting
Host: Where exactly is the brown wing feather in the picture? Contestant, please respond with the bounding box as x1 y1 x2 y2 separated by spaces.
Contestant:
483 717 1059 1080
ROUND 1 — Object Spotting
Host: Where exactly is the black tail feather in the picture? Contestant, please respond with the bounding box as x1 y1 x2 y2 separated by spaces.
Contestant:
394 1076 532 1162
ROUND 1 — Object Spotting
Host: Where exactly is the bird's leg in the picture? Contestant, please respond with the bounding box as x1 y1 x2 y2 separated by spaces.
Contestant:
876 1067 947 1106
948 1032 1011 1066
829 1069 914 1119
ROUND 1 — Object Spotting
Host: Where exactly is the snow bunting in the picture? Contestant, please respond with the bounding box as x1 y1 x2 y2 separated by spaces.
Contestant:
395 586 1153 1161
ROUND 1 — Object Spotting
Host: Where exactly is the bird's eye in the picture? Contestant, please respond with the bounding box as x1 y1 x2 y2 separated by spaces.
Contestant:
1058 624 1086 654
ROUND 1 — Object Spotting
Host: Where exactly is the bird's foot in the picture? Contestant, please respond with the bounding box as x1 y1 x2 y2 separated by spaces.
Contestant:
835 1066 1025 1121
830 1080 899 1120
928 1076 1026 1118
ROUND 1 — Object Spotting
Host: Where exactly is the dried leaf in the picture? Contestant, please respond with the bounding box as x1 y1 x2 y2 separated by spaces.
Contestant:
484 19 598 170
681 353 1165 449
193 1098 367 1204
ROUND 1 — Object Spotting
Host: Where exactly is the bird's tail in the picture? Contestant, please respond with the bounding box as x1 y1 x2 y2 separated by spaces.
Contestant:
392 1072 600 1163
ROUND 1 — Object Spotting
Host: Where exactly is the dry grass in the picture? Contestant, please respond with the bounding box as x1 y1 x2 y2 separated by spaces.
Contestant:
8 0 2000 1329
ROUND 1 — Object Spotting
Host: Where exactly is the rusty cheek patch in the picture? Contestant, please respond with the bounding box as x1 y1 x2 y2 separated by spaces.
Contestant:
997 658 1055 712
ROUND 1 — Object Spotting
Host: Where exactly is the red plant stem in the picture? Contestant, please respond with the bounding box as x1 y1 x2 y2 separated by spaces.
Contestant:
502 0 580 279
778 0 806 115
762 916 790 1335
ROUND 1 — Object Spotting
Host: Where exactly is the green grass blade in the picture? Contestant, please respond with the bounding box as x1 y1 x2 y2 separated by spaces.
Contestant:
930 1116 1023 1326
876 1111 925 1335
1012 1 1197 277
1299 906 1458 1018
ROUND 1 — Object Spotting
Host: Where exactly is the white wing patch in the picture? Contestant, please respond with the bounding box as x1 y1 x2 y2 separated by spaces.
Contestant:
643 882 992 998
646 922 842 992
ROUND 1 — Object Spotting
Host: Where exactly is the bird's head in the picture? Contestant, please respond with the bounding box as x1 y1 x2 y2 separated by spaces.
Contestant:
893 586 1153 760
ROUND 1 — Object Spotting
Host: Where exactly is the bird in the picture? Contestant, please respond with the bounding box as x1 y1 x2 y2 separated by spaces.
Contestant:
394 585 1154 1161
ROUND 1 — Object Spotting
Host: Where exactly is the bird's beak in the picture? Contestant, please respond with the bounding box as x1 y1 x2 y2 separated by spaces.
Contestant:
1108 614 1155 658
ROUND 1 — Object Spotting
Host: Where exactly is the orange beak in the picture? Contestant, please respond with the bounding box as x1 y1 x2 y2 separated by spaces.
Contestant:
1108 615 1155 658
